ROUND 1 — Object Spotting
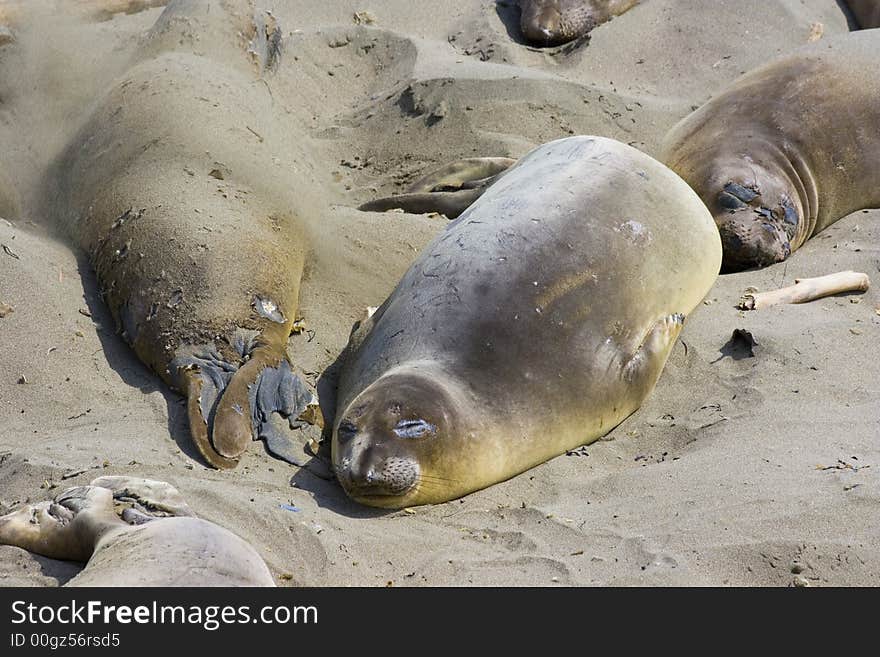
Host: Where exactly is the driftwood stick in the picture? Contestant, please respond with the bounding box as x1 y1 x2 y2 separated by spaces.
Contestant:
738 271 870 310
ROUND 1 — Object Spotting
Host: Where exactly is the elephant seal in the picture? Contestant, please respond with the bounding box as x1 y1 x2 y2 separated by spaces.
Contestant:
845 1 880 28
0 477 275 586
334 136 721 508
47 0 318 468
660 30 880 271
514 0 639 46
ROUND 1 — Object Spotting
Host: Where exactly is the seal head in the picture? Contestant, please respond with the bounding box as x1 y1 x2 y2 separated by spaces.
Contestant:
695 156 809 271
333 366 471 508
518 0 583 46
516 1 639 47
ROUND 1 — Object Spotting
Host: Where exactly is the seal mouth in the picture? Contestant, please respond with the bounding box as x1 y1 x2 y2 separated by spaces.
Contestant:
714 182 798 271
334 454 421 503
345 483 418 500
718 219 791 272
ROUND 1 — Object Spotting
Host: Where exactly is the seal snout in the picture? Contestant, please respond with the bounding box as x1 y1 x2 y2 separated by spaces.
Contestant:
334 426 420 499
717 217 791 272
519 2 565 46
712 181 797 272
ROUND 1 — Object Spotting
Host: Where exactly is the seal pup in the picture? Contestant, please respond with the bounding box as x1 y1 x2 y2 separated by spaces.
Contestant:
0 476 275 586
513 0 639 46
335 136 721 508
47 0 318 468
660 30 880 271
845 1 880 28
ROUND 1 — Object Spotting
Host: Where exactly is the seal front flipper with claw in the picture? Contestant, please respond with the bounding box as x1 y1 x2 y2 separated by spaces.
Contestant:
622 313 685 386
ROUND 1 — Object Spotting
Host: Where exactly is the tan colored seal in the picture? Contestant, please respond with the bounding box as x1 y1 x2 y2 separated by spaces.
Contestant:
515 0 639 46
335 136 721 508
0 476 275 586
660 30 880 271
46 0 318 468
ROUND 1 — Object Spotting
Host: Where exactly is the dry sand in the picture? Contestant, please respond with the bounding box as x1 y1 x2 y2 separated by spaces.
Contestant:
0 0 877 586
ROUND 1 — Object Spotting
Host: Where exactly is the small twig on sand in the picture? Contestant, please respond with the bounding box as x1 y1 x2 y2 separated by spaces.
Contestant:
738 271 870 310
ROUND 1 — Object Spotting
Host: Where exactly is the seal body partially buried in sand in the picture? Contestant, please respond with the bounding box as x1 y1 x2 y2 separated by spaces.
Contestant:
46 0 318 468
334 136 722 508
661 29 880 271
0 477 274 586
514 0 639 46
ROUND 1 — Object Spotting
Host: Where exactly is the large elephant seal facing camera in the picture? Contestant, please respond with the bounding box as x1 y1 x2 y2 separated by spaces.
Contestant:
0 477 275 586
661 30 880 271
47 0 318 468
333 136 721 508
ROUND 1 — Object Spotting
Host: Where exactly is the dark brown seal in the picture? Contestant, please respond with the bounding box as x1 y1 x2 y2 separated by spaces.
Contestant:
660 30 880 271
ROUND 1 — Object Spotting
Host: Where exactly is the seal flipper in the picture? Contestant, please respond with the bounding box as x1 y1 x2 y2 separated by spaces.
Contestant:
251 358 318 466
405 157 516 193
178 360 240 470
358 156 516 218
173 330 319 468
359 187 487 219
622 313 684 383
89 476 195 520
210 324 319 465
0 486 121 562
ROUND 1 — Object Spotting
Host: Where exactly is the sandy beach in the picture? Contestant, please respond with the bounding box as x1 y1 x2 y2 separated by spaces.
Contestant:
0 0 877 586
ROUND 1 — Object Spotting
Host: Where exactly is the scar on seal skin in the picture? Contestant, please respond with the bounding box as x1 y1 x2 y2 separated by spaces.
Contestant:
337 136 720 508
0 477 275 586
661 30 880 271
46 0 319 469
512 0 639 47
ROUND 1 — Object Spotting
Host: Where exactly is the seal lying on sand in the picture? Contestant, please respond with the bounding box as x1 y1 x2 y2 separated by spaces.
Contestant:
47 0 318 468
337 136 721 508
0 476 274 586
513 0 639 46
845 0 880 28
660 30 880 271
